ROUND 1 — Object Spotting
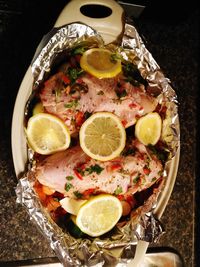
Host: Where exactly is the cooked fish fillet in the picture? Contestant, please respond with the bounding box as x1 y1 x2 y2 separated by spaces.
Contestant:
35 140 163 199
40 72 157 134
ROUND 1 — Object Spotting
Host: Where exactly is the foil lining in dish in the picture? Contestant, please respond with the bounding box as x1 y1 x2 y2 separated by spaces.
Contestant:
15 22 179 267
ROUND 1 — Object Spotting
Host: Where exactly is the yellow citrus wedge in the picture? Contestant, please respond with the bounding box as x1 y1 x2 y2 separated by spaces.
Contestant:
79 112 126 161
76 194 122 237
80 48 122 78
32 102 44 115
26 113 71 155
135 112 162 145
60 197 87 216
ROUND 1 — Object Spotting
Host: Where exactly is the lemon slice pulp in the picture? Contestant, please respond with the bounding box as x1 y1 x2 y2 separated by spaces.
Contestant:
32 102 44 115
26 113 71 155
79 112 126 161
76 194 122 237
135 112 162 145
80 48 122 78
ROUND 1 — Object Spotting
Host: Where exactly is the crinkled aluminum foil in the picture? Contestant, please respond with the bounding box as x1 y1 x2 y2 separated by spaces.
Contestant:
16 22 179 266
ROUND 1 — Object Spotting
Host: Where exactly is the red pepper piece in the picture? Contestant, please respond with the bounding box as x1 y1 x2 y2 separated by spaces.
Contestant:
117 194 124 201
121 119 127 127
129 103 137 109
143 167 150 175
74 169 83 180
110 163 122 171
83 188 96 197
75 111 85 127
61 74 70 84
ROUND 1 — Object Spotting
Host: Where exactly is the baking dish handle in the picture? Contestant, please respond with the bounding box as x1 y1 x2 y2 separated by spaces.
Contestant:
54 0 124 44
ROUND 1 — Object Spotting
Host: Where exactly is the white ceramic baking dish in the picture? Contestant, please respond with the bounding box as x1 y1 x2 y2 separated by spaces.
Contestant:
11 0 180 266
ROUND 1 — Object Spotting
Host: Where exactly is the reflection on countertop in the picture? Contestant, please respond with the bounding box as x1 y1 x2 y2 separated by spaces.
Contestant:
0 1 198 266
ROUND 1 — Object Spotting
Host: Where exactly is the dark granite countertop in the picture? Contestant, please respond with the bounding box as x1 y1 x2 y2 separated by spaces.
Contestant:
0 1 199 266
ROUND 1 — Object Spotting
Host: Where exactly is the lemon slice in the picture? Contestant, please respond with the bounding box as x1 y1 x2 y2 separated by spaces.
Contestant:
135 112 162 145
76 194 122 237
26 113 71 155
60 197 87 216
80 48 122 78
79 112 126 161
32 102 44 115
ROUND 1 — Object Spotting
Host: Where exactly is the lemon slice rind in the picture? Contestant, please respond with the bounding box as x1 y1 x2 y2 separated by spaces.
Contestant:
60 197 87 216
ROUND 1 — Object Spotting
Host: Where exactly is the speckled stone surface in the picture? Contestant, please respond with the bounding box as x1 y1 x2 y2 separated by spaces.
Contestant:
135 8 198 267
0 1 198 266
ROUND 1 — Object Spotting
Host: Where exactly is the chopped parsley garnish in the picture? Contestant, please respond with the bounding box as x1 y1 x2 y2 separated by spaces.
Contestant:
114 186 123 195
64 99 78 109
133 174 140 184
85 164 104 175
122 61 147 87
76 164 104 177
73 191 83 198
110 53 122 63
147 144 169 165
115 88 127 99
71 46 87 55
65 183 73 192
67 67 84 84
66 176 74 181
